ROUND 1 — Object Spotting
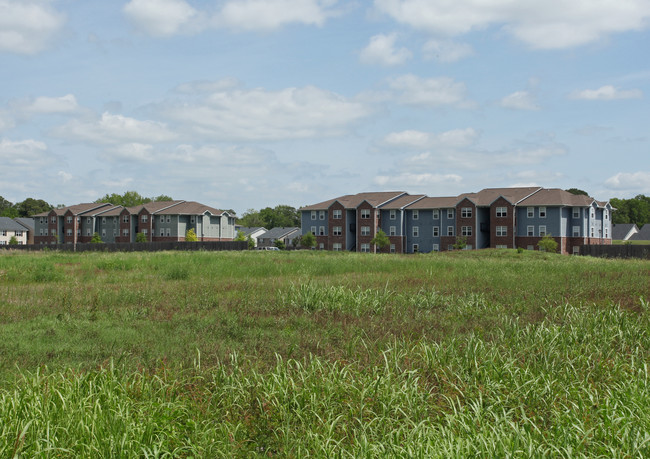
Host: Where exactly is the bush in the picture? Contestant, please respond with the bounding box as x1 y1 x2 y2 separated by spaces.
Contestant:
185 228 198 242
537 234 558 253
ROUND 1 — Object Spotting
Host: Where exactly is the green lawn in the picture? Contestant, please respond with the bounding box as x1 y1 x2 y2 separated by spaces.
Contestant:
0 249 649 456
613 239 650 245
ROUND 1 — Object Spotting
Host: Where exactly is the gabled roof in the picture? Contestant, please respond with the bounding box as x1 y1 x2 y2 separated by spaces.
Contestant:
405 196 459 209
518 188 595 207
94 205 124 217
154 201 224 216
300 192 407 211
236 226 267 236
259 227 301 239
15 218 34 231
612 223 639 241
458 187 543 206
126 200 185 214
379 194 426 209
630 225 650 241
34 202 111 217
0 217 27 231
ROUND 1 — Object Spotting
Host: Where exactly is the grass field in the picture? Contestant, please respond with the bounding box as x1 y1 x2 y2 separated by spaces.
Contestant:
0 249 649 456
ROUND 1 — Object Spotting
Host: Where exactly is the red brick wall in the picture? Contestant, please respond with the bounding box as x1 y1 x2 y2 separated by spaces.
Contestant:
456 198 476 248
490 198 514 248
328 201 345 250
440 236 456 251
357 201 375 252
115 209 131 243
138 209 153 241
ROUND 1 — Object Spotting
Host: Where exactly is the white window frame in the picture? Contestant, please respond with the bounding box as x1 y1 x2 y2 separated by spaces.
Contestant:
166 216 171 223
432 244 439 251
310 226 317 235
123 215 129 223
496 207 507 218
361 226 370 236
432 209 439 219
433 226 439 237
102 217 106 224
389 226 396 236
67 216 72 223
496 245 508 249
160 229 165 236
86 229 91 236
311 211 317 220
390 209 396 220
360 243 370 253
572 208 580 218
539 207 546 218
572 226 580 237
333 226 342 236
496 226 507 237
102 229 106 237
333 209 342 219
447 209 454 219
461 207 472 218
527 207 534 218
123 229 129 236
319 210 325 220
333 243 342 251
461 226 472 237
412 244 419 253
319 226 325 236
412 226 419 237
527 226 534 237
390 244 395 253
166 228 171 236
539 226 547 237
142 229 148 235
413 210 419 220
447 226 455 236
361 209 371 219
142 215 148 222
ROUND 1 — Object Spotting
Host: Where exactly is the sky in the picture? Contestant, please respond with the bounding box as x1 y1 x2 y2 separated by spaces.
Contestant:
1 0 649 214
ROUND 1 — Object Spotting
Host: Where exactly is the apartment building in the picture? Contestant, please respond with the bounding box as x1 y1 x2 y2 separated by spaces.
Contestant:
300 187 613 255
33 200 236 244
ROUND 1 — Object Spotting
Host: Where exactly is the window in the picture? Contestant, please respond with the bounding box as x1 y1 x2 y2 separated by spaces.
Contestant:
390 244 396 253
113 229 117 236
319 226 325 236
496 207 507 218
166 216 171 223
361 209 370 219
432 209 439 219
591 209 595 219
539 207 546 218
67 216 72 223
166 228 171 236
361 226 370 236
39 217 43 224
432 244 439 251
605 228 608 238
496 226 507 237
413 210 419 220
142 229 148 235
572 226 580 237
604 210 608 221
389 226 396 236
333 226 342 236
527 226 534 237
102 229 106 237
311 211 317 220
590 227 594 237
123 215 129 223
527 207 534 218
447 226 455 236
496 245 507 249
123 229 129 236
310 226 316 235
412 244 419 253
319 210 325 220
539 226 546 237
160 229 165 236
66 229 72 236
102 217 106 224
87 217 91 224
360 243 370 253
461 207 472 218
447 209 454 219
52 216 56 223
16 231 22 237
333 243 342 251
573 246 580 255
461 226 472 236
77 229 81 236
0 230 5 236
160 216 165 223
465 245 473 250
412 226 419 237
190 216 195 223
86 229 91 236
141 215 148 222
77 217 81 223
319 243 325 250
113 217 117 224
572 208 580 218
40 228 44 236
390 209 396 220
333 209 342 219
433 226 439 237
44 229 48 236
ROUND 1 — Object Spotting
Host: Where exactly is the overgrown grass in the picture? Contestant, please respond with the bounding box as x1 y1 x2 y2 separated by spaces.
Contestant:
0 249 649 455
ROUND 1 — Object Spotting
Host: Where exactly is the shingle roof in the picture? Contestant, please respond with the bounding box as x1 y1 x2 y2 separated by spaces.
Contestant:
630 225 650 241
33 202 111 217
14 218 34 231
518 188 595 207
126 200 185 214
379 194 426 209
259 227 301 239
154 201 224 216
300 192 406 210
612 223 639 241
236 227 267 236
0 217 27 231
459 187 543 206
405 196 459 209
94 206 125 216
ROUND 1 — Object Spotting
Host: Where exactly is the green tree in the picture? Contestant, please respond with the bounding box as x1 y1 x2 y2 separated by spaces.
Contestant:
96 191 173 208
15 198 53 217
185 228 198 242
566 188 589 196
301 232 316 249
8 236 18 245
135 232 148 243
234 230 247 241
237 209 266 228
90 232 103 243
453 236 467 250
247 235 255 250
537 234 558 253
370 229 390 251
238 205 299 229
0 196 16 217
274 239 286 250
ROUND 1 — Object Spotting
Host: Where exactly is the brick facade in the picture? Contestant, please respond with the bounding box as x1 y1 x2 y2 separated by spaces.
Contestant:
490 198 514 248
456 198 476 249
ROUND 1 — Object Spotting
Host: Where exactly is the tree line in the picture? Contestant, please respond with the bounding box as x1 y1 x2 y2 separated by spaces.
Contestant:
609 195 650 227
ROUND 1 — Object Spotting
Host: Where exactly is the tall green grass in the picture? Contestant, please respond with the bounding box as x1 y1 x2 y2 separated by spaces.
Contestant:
0 249 649 455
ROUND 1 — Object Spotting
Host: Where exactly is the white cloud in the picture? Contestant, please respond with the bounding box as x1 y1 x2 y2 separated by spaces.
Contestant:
0 0 65 54
422 39 474 62
605 172 650 193
374 172 462 187
386 74 472 108
360 33 412 66
374 0 650 49
124 0 337 36
124 0 200 37
569 85 643 101
174 78 242 94
53 112 178 145
0 138 51 166
383 128 478 149
17 94 80 115
500 90 540 110
0 111 14 132
158 85 372 141
57 170 73 183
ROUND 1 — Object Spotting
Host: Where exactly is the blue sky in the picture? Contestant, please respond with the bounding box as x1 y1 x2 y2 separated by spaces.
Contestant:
1 0 649 213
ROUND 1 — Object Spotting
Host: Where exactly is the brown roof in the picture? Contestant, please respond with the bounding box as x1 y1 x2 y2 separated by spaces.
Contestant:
155 201 224 216
34 202 112 217
406 196 459 209
300 191 406 210
459 187 542 206
95 206 125 216
518 189 595 207
126 200 185 214
379 194 426 209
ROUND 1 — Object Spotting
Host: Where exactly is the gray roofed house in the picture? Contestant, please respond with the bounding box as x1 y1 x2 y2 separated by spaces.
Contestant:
235 226 267 247
257 227 301 248
0 217 30 245
630 225 650 242
612 223 639 241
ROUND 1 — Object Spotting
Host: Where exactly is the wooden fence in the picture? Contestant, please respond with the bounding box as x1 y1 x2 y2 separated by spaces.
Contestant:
579 244 650 259
0 241 248 253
